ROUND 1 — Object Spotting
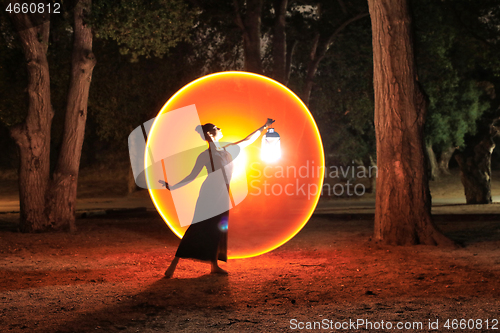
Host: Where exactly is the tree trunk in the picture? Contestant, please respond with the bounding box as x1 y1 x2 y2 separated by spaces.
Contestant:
455 119 500 204
233 0 263 74
46 0 96 231
368 0 453 246
284 39 297 85
426 144 440 180
8 12 53 232
303 33 321 107
438 146 456 175
272 0 288 84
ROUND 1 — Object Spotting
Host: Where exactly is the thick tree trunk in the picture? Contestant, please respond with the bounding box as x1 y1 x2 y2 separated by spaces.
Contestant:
8 12 53 232
233 0 263 74
46 0 96 231
368 0 452 246
438 146 456 175
455 120 500 204
426 144 440 180
272 0 288 84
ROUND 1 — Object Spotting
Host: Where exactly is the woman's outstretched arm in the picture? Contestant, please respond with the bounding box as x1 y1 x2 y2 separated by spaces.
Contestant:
225 118 275 149
159 152 206 190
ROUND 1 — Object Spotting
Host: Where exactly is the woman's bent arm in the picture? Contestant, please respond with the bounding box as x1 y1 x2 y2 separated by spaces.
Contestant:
169 153 206 190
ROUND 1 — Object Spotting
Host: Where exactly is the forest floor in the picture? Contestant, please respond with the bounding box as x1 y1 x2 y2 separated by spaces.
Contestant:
1 168 500 332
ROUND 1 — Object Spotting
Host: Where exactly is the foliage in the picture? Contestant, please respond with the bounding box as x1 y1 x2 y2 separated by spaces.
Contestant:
92 0 195 62
303 18 374 165
87 40 199 147
2 0 499 172
0 1 199 169
188 0 242 73
413 0 498 152
0 17 27 127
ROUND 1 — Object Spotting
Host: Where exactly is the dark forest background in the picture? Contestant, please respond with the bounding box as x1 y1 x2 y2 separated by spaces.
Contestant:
1 0 499 177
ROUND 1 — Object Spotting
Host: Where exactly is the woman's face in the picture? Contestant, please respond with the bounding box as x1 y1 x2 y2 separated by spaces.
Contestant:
210 125 223 141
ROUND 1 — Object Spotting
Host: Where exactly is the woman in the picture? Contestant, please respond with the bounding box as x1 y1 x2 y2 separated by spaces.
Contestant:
161 119 275 278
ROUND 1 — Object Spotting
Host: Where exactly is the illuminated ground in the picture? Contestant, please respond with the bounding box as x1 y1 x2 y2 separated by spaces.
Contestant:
1 210 499 332
1 169 500 332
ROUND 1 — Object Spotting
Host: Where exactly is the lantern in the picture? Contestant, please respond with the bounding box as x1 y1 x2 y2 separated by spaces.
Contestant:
261 128 281 163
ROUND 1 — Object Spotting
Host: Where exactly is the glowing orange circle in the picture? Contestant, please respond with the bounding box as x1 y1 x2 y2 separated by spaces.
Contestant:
146 71 324 258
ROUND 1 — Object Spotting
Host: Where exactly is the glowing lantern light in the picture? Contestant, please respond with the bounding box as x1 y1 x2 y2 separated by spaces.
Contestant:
261 128 281 163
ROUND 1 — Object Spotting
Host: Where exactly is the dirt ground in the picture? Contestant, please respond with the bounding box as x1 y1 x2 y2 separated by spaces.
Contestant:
1 169 500 332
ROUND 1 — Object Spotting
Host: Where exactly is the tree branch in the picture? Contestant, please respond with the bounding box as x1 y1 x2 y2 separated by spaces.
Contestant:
326 12 369 48
309 33 319 61
337 0 348 15
285 39 297 84
232 0 245 31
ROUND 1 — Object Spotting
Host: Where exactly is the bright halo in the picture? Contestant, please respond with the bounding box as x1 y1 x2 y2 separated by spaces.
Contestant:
145 71 324 259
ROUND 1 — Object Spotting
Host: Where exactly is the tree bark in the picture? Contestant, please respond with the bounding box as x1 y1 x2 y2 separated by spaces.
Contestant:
438 146 456 175
455 119 500 204
272 0 288 84
8 11 53 232
368 0 453 246
233 0 263 74
426 144 440 180
46 0 96 231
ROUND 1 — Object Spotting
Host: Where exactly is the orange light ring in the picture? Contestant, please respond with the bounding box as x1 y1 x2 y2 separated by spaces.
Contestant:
145 71 325 258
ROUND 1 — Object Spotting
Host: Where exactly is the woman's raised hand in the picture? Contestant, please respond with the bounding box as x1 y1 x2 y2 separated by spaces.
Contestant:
159 180 170 190
264 118 275 129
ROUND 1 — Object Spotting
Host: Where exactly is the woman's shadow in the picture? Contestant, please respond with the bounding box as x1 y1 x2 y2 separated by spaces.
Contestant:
52 275 232 332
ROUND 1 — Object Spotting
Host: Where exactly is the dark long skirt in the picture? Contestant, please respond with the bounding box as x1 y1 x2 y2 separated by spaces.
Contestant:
175 211 228 262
